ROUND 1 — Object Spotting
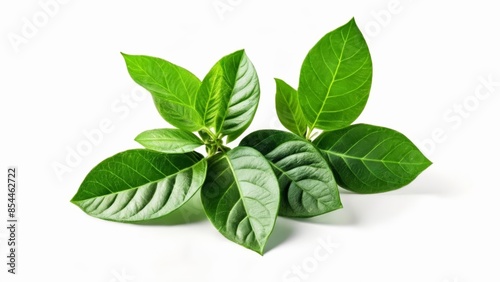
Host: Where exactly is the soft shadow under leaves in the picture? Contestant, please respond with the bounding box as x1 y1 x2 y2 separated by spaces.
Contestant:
264 218 296 253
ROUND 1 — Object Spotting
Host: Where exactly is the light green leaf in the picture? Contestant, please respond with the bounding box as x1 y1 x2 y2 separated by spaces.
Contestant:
201 146 279 254
241 130 341 217
275 79 308 137
135 128 204 153
71 150 207 222
196 50 260 142
298 18 372 132
122 53 203 131
313 124 432 193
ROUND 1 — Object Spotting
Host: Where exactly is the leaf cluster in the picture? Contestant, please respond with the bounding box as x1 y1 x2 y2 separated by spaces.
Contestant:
71 18 431 254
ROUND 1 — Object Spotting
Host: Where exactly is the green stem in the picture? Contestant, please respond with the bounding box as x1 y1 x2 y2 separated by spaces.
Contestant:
202 128 218 141
305 127 314 141
202 128 231 156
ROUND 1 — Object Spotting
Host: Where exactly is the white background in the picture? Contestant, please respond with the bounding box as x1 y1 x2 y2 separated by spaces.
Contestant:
1 0 499 281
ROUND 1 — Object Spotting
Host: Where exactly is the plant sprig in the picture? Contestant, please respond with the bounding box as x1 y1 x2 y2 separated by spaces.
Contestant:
71 18 431 255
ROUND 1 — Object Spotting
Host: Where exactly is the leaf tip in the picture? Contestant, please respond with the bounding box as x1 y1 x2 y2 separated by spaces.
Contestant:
69 196 78 205
250 244 265 256
346 17 359 29
133 133 142 143
420 151 433 169
233 49 246 57
121 53 135 66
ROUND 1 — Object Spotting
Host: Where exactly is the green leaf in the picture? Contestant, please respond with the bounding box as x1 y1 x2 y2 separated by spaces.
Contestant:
241 130 341 217
71 150 207 222
196 50 260 142
122 53 203 131
201 146 279 254
298 18 372 132
275 79 308 137
135 128 204 153
313 124 432 193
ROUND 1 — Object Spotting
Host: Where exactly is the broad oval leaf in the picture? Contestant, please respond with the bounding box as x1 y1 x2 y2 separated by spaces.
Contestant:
201 146 279 254
71 150 207 222
135 128 203 153
196 50 260 142
313 124 432 193
275 79 308 137
298 18 372 131
241 130 341 217
122 53 203 131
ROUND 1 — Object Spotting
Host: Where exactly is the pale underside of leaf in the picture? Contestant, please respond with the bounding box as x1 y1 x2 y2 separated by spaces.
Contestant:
135 128 203 153
201 146 279 254
71 150 207 222
195 50 260 142
240 130 341 217
218 52 260 141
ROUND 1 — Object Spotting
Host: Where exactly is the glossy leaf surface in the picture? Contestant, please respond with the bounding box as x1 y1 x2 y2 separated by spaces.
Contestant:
298 18 372 131
275 79 307 136
122 53 203 131
314 124 432 193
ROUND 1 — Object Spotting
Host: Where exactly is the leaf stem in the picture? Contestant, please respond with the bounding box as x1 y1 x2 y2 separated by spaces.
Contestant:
305 127 321 141
201 128 218 141
202 128 230 156
305 127 313 141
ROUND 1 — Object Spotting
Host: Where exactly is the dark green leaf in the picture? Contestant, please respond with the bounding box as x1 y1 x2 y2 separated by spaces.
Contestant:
196 50 260 142
135 128 204 153
201 146 279 254
313 124 432 193
122 53 203 131
298 18 372 132
71 150 207 222
275 79 308 137
241 130 341 217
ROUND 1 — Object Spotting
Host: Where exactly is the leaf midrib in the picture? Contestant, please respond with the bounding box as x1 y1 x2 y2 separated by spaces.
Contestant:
222 153 259 244
132 61 187 105
137 137 202 144
309 21 353 131
72 163 198 203
131 60 200 114
323 150 429 166
280 85 305 136
202 66 224 127
216 54 245 134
